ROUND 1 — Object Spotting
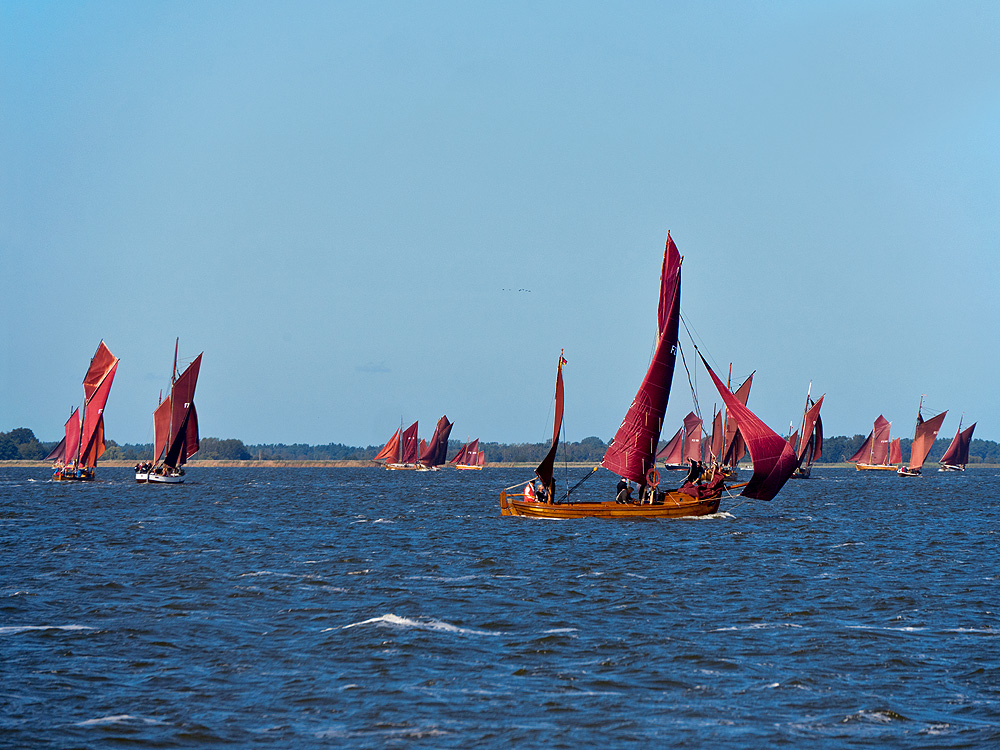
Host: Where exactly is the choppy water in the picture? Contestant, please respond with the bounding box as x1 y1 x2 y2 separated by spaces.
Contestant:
1 466 997 748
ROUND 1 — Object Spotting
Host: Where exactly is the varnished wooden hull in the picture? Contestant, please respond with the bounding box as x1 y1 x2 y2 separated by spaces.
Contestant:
500 489 722 518
855 463 897 471
52 467 95 481
454 465 483 471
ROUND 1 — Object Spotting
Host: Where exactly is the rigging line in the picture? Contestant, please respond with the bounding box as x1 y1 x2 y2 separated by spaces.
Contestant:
677 340 701 423
680 312 719 373
566 466 600 499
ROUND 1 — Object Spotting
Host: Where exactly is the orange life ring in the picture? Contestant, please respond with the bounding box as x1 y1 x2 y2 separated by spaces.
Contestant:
646 467 660 488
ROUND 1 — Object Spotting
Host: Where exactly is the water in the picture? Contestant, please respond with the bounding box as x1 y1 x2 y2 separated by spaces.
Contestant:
1 466 997 748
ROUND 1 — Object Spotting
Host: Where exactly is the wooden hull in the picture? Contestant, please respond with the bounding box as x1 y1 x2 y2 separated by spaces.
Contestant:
500 489 722 519
454 465 483 471
385 463 419 471
855 463 897 471
52 467 95 482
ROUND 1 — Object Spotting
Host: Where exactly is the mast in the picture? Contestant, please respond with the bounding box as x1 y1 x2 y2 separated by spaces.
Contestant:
166 338 179 466
798 381 812 454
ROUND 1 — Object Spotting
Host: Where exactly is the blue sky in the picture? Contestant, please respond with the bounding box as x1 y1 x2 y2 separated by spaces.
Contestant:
2 1 998 447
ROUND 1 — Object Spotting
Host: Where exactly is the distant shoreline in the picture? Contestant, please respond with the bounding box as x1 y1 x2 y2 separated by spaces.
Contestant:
3 461 999 470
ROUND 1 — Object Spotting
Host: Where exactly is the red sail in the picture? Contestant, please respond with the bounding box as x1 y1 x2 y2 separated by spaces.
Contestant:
477 450 486 467
419 415 454 467
464 439 481 466
940 421 976 467
682 411 703 464
813 413 824 463
82 341 118 403
908 410 947 470
703 357 796 501
796 395 825 464
655 427 684 464
602 235 681 483
153 398 171 463
536 353 566 488
374 428 401 461
184 404 200 462
79 360 117 467
707 409 724 462
848 415 891 465
50 409 81 463
163 354 202 468
399 421 420 463
889 437 902 464
448 440 470 465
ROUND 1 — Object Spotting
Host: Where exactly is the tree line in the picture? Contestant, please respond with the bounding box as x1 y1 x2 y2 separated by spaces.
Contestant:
3 427 999 464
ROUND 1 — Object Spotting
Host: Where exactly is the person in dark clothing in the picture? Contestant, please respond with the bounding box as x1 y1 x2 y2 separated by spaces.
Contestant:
615 477 632 503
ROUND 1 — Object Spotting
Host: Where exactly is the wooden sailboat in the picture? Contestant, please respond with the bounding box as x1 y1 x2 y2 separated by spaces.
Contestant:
655 411 702 470
450 438 485 470
790 386 825 479
849 415 896 470
374 419 421 470
898 396 947 477
500 234 797 519
48 341 119 481
135 340 202 484
939 416 975 471
415 415 454 471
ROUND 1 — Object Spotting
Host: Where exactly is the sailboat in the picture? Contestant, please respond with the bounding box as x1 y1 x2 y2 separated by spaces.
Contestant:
790 387 825 479
450 438 485 470
655 411 702 470
47 341 119 481
939 416 975 471
849 415 896 470
500 233 797 518
135 340 202 484
416 415 454 471
374 420 421 469
898 396 947 477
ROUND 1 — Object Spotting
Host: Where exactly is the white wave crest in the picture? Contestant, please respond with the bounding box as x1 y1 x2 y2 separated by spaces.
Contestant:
336 613 500 637
76 714 165 727
0 624 95 636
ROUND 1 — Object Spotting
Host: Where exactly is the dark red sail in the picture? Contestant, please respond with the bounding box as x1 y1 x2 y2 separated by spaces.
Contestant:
79 359 118 467
722 373 753 467
535 353 566 489
888 437 902 465
399 421 420 464
682 411 703 464
82 341 118 403
163 354 202 468
796 395 825 468
703 357 796 501
419 415 454 467
940 421 976 468
602 235 681 483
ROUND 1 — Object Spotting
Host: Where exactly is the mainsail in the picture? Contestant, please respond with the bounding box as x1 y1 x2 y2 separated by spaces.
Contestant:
161 353 202 469
398 421 420 464
682 411 703 464
795 394 825 469
940 420 976 469
655 427 684 464
78 342 119 467
889 437 902 465
535 352 566 489
848 415 892 465
907 408 947 471
602 234 681 483
419 415 454 467
703 356 797 501
374 428 401 462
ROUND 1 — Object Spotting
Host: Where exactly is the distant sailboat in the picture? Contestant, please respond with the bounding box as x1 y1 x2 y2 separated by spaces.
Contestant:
849 415 895 471
417 415 454 470
450 438 485 470
939 416 976 472
500 233 797 519
374 420 421 469
656 411 702 470
135 340 202 484
898 396 947 477
790 387 825 479
48 341 119 482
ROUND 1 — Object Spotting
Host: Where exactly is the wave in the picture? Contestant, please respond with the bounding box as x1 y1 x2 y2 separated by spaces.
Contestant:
333 613 501 637
0 625 95 636
76 714 166 727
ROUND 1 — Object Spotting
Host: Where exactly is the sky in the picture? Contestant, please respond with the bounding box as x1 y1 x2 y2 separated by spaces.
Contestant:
2 1 999 448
